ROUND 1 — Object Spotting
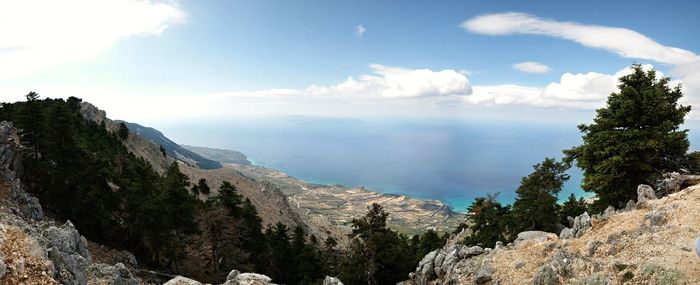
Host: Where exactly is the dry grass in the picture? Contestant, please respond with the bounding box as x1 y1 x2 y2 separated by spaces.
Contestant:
489 185 700 285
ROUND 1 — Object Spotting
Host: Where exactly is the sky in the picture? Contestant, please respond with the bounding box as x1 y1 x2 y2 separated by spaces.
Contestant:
1 0 700 125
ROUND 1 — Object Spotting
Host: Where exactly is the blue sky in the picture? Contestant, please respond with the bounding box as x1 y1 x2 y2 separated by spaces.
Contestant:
1 0 700 124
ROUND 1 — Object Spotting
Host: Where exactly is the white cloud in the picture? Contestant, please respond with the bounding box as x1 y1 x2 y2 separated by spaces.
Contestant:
461 12 698 65
462 12 700 110
512 61 550 73
304 64 472 98
466 65 657 109
0 0 185 80
355 24 366 38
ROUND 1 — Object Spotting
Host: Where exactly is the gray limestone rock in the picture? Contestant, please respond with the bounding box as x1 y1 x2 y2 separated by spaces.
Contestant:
322 276 344 285
44 220 91 285
637 184 657 204
458 245 483 259
163 276 203 285
87 263 139 285
514 231 555 246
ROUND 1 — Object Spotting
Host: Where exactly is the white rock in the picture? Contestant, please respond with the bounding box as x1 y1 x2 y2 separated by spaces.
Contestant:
695 235 700 258
163 276 203 285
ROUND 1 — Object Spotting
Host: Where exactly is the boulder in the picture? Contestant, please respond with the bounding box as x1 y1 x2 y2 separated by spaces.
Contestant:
163 276 203 285
473 266 493 284
323 276 344 285
695 235 700 258
87 263 139 285
458 246 484 259
514 231 556 246
234 273 273 285
223 269 275 285
657 172 700 197
602 206 616 219
437 247 460 275
559 228 575 239
44 220 91 285
560 212 592 239
637 184 656 204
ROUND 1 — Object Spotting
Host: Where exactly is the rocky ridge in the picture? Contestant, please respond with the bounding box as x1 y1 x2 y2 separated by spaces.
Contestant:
0 121 140 285
79 102 304 230
402 177 700 284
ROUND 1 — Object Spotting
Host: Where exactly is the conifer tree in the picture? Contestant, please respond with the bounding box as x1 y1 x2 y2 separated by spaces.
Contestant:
511 158 570 233
558 193 587 225
464 195 511 247
565 64 690 210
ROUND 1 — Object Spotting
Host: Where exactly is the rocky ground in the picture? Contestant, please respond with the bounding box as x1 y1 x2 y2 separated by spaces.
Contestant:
402 180 700 285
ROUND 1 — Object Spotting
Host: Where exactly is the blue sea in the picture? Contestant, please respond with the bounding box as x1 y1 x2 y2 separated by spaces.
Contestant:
159 117 700 212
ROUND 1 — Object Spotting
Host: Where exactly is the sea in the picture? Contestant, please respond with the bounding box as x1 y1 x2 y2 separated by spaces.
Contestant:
159 117 700 213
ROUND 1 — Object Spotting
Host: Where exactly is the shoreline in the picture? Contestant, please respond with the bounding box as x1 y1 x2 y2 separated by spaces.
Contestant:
183 145 466 236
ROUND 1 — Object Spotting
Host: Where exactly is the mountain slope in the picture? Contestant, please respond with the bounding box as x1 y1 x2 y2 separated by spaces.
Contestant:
403 182 700 285
117 121 222 170
80 102 303 229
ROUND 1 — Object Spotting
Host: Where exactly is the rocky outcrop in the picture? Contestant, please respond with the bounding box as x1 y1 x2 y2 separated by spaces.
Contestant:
0 121 140 285
163 276 204 285
637 184 657 204
405 228 496 285
322 276 344 285
559 211 591 239
87 262 139 285
0 121 43 221
80 102 173 174
162 269 279 285
656 172 700 197
514 231 557 246
44 221 92 285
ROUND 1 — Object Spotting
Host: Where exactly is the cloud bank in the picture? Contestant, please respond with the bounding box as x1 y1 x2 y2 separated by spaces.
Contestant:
463 12 700 109
0 0 185 80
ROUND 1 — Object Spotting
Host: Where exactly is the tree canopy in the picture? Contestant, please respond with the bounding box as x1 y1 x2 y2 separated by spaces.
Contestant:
511 158 570 233
564 64 691 210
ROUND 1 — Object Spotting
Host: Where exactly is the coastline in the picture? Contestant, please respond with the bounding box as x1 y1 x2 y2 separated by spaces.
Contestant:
184 145 466 237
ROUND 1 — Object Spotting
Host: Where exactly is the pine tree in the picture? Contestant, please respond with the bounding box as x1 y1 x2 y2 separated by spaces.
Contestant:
464 195 511 247
511 158 570 233
565 64 690 210
198 178 211 195
558 193 587 226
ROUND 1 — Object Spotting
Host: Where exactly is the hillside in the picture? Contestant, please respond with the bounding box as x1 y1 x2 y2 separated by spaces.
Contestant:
80 102 303 229
117 121 223 170
401 182 700 284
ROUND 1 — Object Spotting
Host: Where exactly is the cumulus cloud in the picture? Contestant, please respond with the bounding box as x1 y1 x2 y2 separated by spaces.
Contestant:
466 65 657 109
462 12 700 110
0 0 185 80
355 24 366 38
512 61 550 73
303 64 472 98
461 12 698 65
